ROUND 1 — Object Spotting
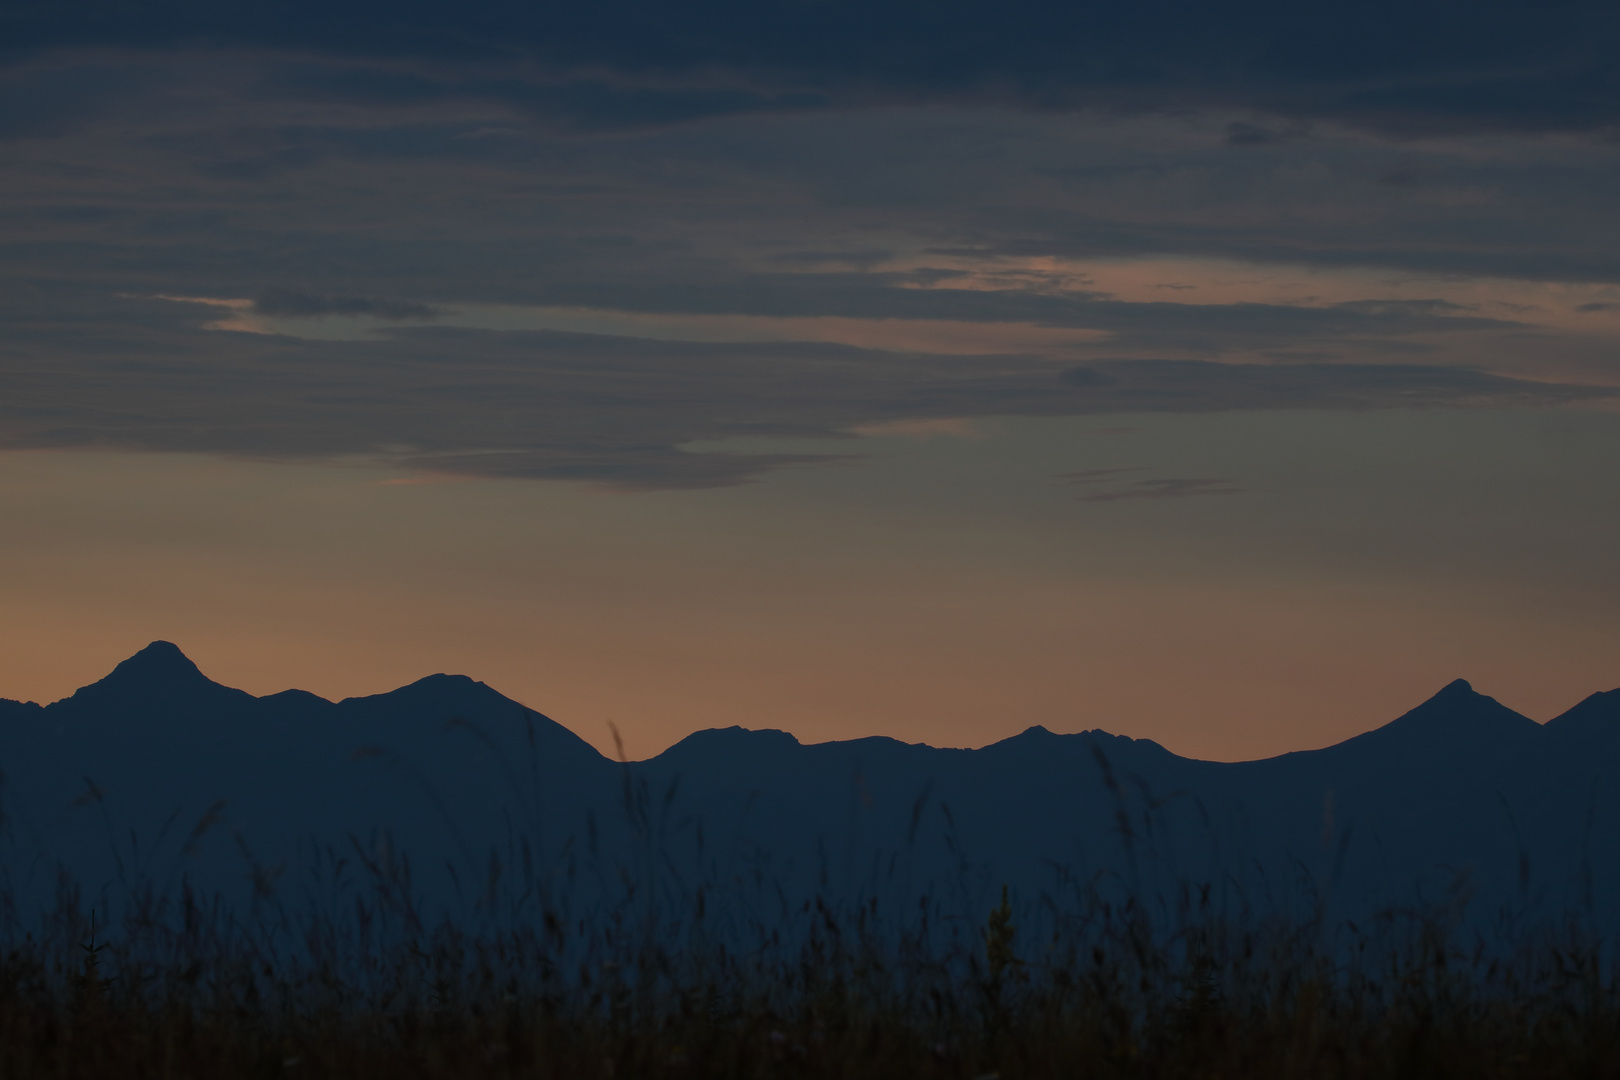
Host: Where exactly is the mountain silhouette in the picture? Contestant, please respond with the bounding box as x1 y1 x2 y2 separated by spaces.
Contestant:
1 643 1616 937
1328 677 1542 757
1546 687 1620 744
53 640 257 718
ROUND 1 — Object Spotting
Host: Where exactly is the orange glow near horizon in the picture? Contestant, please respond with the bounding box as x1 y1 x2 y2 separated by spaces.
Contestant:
3 421 1617 764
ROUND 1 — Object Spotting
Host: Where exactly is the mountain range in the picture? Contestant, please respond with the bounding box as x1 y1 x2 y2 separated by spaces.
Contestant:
2 642 1617 937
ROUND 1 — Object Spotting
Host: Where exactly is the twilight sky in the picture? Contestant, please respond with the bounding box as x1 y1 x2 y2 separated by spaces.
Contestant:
3 0 1619 760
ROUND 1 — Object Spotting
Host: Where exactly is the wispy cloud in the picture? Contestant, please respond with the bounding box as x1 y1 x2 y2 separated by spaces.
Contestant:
1075 477 1246 502
0 291 1607 488
2 49 1619 489
1059 467 1148 484
254 289 443 321
8 0 1620 136
1061 467 1245 502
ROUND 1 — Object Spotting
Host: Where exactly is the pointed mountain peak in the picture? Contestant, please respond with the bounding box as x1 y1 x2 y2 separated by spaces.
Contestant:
110 640 209 683
983 724 1055 749
981 724 1070 754
979 724 1073 751
1335 677 1538 755
1403 677 1528 724
53 641 252 713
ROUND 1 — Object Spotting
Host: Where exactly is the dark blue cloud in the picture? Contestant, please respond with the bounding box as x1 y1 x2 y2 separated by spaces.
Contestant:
3 31 1617 493
0 287 1606 489
249 62 831 132
5 0 1618 133
0 61 162 139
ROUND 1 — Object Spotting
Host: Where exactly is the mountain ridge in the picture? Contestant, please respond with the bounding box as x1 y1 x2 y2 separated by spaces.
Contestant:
2 641 1617 935
13 642 1610 763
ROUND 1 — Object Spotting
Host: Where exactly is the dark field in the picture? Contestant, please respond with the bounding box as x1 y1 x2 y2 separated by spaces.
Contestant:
2 875 1617 1080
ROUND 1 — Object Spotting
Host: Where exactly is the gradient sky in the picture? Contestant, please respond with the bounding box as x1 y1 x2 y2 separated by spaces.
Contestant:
3 0 1620 760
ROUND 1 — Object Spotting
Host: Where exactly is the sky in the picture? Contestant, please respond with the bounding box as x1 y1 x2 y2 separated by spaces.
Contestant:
3 0 1620 761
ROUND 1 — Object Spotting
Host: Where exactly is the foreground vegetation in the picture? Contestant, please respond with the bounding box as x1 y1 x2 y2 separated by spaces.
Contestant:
0 879 1616 1080
1 753 1613 1078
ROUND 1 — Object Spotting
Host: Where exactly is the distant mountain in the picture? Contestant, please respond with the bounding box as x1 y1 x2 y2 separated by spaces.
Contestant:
1547 687 1620 746
0 642 616 912
1 643 1617 936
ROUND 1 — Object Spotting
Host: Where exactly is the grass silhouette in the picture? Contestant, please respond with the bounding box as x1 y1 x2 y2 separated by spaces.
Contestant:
1 739 1617 1078
1 878 1617 1079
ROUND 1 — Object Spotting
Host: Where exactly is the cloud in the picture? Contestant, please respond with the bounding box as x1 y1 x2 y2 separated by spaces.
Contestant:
0 295 1609 489
1076 477 1246 502
250 62 831 133
770 249 895 270
1061 466 1246 502
1224 122 1305 147
1060 467 1148 484
10 61 1620 298
254 289 442 320
848 417 979 439
2 52 1619 491
0 62 162 140
456 276 1520 338
1059 368 1119 389
8 1 1620 135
